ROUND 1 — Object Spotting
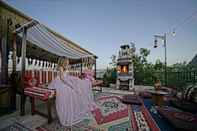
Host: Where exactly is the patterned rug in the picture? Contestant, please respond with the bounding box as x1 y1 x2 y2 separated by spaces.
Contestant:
92 96 129 124
0 122 33 131
36 94 132 131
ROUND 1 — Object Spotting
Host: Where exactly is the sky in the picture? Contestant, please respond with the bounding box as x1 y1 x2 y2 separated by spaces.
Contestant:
5 0 197 69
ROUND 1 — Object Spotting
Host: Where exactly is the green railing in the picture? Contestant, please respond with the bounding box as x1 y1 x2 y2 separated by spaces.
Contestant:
135 71 197 88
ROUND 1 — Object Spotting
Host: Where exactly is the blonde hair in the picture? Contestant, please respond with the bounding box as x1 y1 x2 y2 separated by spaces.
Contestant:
57 58 69 71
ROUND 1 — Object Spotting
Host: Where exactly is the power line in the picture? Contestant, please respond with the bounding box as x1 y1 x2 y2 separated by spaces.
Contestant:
167 9 197 34
145 9 197 51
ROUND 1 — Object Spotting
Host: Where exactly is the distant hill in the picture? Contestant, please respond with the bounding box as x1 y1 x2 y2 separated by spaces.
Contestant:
189 54 197 66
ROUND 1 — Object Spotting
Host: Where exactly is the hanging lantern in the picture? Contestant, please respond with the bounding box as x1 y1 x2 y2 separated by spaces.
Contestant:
172 28 176 36
154 39 158 48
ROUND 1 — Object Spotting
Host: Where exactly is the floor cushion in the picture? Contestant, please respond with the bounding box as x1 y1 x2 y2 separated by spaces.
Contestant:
121 95 142 105
157 106 197 131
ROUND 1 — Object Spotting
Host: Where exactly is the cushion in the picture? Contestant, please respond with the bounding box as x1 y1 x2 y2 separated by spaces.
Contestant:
183 85 193 100
24 87 55 101
24 76 39 88
121 95 142 105
139 91 152 98
189 85 197 103
171 99 197 113
157 106 197 131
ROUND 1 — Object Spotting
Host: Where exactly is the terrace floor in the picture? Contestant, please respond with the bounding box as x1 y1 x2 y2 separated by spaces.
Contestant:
0 86 154 131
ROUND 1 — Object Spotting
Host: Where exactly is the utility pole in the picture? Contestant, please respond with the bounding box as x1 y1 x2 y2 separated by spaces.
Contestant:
154 33 167 86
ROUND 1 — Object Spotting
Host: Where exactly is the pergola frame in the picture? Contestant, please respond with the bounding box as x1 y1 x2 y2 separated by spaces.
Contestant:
12 20 97 84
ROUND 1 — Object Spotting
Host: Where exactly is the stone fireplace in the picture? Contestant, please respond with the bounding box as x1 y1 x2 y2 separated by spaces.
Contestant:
116 44 135 90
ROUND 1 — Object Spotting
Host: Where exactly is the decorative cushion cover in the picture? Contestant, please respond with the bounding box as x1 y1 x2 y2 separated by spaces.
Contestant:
24 76 39 88
24 87 55 101
157 106 197 131
121 95 142 105
190 86 197 103
139 91 152 98
183 85 193 100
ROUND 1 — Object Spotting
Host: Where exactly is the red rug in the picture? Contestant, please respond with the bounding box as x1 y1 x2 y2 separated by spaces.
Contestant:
92 96 129 125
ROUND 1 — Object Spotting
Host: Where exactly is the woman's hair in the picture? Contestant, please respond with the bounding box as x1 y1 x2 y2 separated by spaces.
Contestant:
57 58 69 71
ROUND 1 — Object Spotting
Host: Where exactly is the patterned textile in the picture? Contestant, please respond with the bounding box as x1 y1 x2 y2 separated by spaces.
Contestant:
92 96 128 124
130 104 160 131
24 87 55 101
157 106 197 131
121 95 142 105
1 122 33 131
190 85 197 103
183 85 193 100
36 93 132 131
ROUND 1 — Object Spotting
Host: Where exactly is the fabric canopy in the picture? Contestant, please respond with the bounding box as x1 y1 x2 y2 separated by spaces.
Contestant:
18 21 93 59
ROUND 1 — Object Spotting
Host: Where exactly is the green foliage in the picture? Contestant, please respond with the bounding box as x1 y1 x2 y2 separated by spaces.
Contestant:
105 48 197 88
103 68 116 86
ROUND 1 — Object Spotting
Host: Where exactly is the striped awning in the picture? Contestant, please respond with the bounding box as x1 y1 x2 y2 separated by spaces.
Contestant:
17 20 93 59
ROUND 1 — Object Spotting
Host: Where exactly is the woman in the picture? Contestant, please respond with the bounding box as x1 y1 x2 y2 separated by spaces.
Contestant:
47 59 96 127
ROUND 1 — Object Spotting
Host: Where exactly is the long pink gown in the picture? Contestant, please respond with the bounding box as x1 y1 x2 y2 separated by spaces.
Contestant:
47 72 95 126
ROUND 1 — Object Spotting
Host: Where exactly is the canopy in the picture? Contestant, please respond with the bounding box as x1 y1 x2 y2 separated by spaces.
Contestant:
17 20 93 60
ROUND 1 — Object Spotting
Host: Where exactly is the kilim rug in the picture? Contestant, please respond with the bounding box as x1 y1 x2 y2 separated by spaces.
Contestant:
0 122 33 131
36 93 132 131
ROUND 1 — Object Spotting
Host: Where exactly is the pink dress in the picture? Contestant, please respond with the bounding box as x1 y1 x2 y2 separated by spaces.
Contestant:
47 72 95 126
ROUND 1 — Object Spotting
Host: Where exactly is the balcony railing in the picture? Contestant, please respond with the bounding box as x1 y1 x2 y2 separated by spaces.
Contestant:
135 70 197 88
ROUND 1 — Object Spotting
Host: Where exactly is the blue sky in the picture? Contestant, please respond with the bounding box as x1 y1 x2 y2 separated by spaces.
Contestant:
6 0 197 69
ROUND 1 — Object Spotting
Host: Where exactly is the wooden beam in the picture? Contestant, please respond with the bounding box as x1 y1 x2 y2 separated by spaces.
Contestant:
13 20 38 34
21 27 27 84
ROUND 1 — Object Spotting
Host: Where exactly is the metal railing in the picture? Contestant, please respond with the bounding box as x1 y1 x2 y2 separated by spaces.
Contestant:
134 70 197 88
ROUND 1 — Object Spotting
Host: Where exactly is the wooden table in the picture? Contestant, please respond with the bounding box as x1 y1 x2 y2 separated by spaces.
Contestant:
148 90 168 106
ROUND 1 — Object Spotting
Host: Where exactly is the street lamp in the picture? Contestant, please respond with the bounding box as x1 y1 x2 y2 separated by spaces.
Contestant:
154 33 167 86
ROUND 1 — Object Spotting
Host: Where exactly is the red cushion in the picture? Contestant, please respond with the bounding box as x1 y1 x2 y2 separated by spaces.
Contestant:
24 76 39 88
121 95 142 105
24 87 55 101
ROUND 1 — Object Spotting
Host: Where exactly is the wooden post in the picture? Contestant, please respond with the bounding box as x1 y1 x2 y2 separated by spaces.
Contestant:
20 27 27 115
12 33 17 73
1 16 8 84
21 27 27 81
9 33 17 110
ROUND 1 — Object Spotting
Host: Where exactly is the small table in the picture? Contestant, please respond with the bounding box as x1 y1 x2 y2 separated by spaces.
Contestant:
148 90 168 106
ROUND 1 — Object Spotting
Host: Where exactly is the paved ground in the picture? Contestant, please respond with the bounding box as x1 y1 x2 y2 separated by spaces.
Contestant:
0 85 154 130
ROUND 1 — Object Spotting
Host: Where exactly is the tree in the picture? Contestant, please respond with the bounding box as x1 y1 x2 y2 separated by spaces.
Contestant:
103 55 117 86
154 59 163 71
133 48 155 85
109 55 117 68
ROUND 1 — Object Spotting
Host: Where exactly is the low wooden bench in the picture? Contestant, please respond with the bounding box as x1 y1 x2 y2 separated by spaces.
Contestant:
21 76 56 123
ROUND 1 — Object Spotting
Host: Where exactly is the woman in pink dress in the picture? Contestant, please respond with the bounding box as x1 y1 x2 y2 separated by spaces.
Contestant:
47 59 95 127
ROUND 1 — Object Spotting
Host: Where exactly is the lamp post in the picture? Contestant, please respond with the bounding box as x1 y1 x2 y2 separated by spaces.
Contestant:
154 33 167 86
